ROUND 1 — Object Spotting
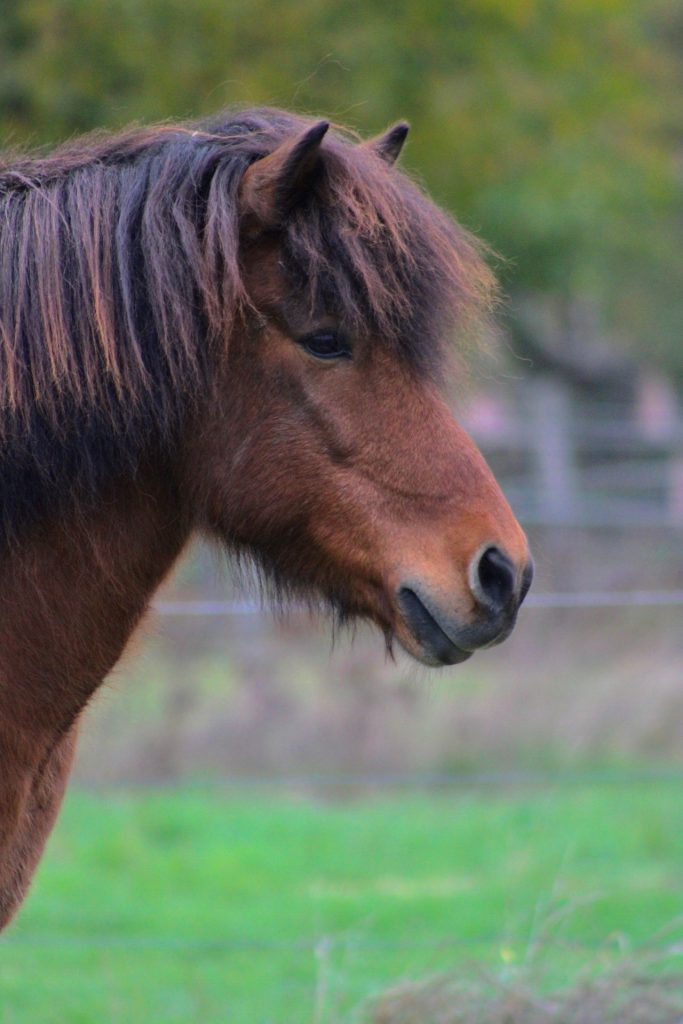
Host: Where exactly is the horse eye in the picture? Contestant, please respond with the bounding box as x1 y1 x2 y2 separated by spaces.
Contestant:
299 330 352 361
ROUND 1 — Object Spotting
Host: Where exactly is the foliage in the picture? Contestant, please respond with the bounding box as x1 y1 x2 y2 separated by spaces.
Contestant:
0 0 681 373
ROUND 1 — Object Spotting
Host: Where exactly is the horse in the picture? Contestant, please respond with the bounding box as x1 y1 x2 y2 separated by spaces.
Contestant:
0 108 532 929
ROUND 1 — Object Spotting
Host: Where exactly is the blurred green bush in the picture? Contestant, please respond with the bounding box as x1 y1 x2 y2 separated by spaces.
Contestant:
2 0 682 375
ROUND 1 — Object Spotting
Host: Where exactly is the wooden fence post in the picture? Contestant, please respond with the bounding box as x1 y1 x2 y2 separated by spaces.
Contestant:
528 376 580 525
668 456 683 529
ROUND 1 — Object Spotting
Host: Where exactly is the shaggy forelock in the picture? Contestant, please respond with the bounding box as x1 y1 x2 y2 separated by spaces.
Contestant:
279 130 495 375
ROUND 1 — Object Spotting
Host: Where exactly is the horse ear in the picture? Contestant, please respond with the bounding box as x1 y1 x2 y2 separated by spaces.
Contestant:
240 121 329 230
367 121 409 166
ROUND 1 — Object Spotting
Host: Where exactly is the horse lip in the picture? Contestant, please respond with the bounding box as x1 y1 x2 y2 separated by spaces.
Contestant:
397 586 473 667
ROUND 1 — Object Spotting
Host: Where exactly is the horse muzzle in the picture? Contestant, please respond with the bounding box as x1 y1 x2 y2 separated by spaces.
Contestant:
395 547 534 667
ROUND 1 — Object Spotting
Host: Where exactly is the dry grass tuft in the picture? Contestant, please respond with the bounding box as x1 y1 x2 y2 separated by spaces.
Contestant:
370 965 683 1024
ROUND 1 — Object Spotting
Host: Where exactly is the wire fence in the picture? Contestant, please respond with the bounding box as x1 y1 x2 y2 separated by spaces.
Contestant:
83 767 683 795
141 588 683 795
1 932 670 954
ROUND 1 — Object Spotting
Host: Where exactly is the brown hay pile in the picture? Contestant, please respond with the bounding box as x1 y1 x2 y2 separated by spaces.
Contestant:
370 967 683 1024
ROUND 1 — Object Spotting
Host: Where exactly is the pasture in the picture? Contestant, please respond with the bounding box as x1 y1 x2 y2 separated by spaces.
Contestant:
2 779 682 1023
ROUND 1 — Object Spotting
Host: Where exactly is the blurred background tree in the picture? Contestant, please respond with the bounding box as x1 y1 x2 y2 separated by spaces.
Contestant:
1 0 681 378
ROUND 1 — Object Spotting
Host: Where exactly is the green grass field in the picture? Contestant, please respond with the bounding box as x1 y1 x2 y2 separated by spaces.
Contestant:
1 781 682 1023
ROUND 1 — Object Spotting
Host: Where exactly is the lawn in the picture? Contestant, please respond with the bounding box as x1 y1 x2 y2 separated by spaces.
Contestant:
1 781 682 1023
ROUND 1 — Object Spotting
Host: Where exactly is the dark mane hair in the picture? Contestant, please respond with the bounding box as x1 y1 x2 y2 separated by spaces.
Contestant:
0 108 495 545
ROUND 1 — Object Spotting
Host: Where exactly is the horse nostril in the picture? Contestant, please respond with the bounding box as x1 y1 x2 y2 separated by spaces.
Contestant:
472 546 516 613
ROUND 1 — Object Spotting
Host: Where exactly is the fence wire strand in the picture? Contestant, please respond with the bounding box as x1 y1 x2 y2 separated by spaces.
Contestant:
154 590 683 617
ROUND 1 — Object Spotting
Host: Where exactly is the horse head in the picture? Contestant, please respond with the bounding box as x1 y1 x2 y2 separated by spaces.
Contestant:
196 117 533 665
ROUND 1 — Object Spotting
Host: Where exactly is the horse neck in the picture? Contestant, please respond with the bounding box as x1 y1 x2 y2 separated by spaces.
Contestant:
0 462 192 929
0 463 191 736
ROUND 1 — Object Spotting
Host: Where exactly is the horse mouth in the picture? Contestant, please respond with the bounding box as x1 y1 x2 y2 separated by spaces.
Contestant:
396 587 473 667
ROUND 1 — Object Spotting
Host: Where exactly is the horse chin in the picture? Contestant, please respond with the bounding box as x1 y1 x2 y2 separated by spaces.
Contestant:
395 631 474 668
324 588 474 668
392 589 476 668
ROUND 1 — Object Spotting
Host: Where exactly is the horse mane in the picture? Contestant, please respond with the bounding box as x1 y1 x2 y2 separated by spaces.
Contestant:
0 108 495 545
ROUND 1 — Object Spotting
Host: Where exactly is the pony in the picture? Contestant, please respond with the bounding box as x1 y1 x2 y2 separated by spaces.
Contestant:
0 108 532 928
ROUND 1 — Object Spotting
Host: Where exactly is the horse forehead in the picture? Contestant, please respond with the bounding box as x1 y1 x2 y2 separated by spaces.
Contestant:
240 237 287 308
